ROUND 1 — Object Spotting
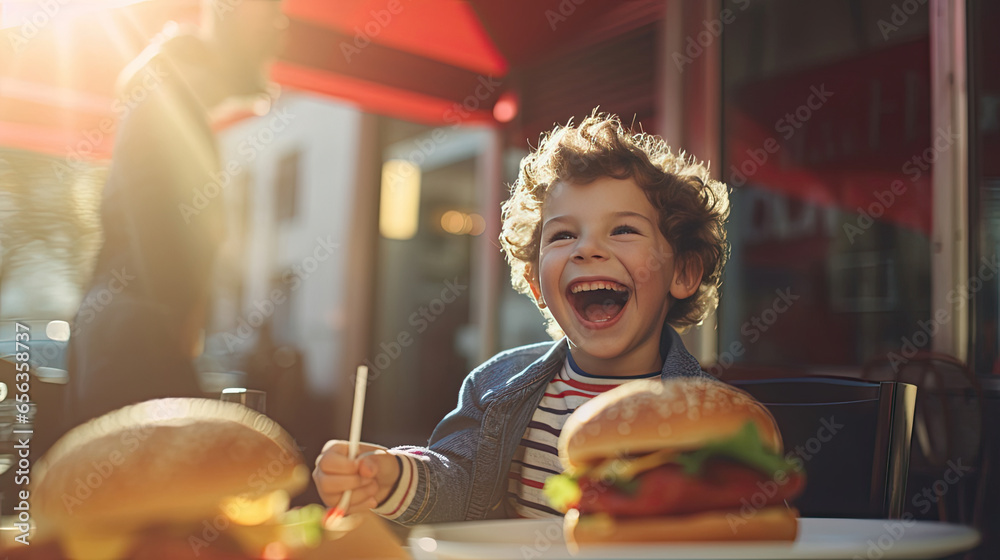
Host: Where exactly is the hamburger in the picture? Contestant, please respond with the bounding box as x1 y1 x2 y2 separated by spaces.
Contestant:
11 398 321 560
543 378 806 545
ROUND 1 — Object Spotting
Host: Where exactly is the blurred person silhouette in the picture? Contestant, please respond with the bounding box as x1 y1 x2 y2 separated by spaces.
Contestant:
241 317 307 432
66 0 287 427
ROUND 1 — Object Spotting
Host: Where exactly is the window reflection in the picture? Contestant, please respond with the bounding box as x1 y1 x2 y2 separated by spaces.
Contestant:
970 0 1000 375
720 0 932 368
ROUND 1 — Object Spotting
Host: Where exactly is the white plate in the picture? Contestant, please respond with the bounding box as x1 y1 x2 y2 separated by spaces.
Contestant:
409 517 980 560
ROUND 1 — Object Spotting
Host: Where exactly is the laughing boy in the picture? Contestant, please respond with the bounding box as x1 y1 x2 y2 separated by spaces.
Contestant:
314 112 730 523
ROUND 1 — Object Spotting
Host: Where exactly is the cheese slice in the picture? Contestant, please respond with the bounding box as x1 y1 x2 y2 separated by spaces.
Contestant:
581 448 684 482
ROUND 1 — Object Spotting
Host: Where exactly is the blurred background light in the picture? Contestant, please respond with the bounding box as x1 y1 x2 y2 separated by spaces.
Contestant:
45 320 70 341
378 159 421 240
0 0 150 29
492 90 518 123
440 210 485 236
467 212 485 236
440 210 465 234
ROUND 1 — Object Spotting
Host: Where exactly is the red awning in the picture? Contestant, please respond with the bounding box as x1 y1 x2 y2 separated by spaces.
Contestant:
0 0 658 159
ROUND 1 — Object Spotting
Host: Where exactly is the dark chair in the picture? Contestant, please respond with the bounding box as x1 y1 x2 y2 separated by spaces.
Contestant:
862 352 989 529
729 376 916 519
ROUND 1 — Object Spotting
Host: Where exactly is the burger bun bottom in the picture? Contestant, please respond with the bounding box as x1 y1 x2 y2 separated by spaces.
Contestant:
565 506 798 546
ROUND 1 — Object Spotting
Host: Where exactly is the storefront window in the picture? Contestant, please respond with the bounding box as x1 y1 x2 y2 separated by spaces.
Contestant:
720 0 932 369
367 120 481 444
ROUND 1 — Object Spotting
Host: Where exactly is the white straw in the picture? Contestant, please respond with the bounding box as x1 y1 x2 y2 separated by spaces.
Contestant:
346 365 368 459
331 365 369 519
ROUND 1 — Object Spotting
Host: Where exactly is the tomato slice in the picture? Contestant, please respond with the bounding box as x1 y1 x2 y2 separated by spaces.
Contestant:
575 459 805 517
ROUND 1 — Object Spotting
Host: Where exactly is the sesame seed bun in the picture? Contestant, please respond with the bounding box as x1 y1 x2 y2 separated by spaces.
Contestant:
32 398 308 537
557 378 783 470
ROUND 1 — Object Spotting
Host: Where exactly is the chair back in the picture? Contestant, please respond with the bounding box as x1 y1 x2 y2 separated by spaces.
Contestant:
730 376 916 518
862 352 987 527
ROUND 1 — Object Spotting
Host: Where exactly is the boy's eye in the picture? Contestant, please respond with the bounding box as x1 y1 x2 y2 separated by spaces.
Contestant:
547 230 574 243
612 225 639 235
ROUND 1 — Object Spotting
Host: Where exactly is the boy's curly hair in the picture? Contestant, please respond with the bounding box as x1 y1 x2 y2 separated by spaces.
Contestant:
500 112 730 338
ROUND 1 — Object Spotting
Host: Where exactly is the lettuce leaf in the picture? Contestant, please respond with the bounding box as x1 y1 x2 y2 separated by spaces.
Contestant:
673 421 802 478
281 503 326 548
543 473 582 512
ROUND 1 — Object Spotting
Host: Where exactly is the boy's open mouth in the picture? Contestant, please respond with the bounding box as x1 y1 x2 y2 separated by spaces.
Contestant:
567 280 631 324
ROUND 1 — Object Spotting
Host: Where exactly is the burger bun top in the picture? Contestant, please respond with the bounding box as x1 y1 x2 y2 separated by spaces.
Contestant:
31 398 308 536
558 378 781 469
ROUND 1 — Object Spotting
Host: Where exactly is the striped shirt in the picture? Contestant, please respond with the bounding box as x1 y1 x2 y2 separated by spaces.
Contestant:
372 447 421 520
505 356 659 518
373 355 659 520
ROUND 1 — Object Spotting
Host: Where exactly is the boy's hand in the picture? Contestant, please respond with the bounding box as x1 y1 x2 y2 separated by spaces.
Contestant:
313 440 401 514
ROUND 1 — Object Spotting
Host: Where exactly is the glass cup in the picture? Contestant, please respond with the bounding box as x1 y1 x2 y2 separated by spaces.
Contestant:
220 388 267 414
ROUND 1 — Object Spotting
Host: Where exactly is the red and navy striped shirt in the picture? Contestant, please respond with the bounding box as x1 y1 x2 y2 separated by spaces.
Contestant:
505 355 659 518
